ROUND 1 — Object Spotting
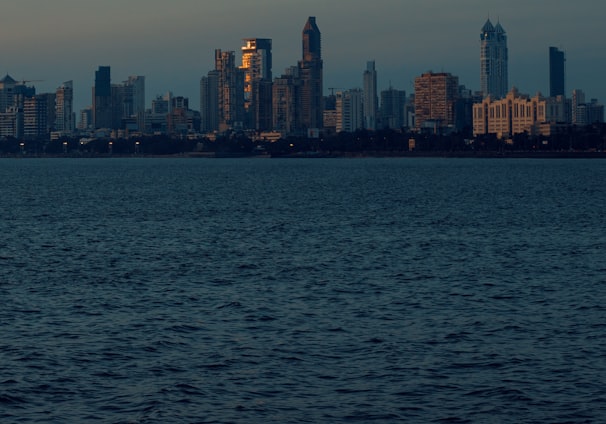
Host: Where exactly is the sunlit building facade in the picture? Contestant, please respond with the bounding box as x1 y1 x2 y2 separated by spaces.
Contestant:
473 87 570 138
241 38 273 130
214 49 245 132
414 71 459 131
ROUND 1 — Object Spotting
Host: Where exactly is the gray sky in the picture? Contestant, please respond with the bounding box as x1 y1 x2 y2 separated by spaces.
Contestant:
2 0 604 112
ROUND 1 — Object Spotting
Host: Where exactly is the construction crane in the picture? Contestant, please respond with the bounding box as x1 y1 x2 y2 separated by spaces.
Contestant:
17 79 44 86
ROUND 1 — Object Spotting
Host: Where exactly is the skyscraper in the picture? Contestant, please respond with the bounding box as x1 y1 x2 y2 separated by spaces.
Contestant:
241 38 273 130
24 94 53 139
125 76 145 124
214 49 245 131
480 19 508 99
55 80 74 133
200 71 220 133
380 87 406 129
363 61 378 131
549 47 566 98
298 17 323 133
272 66 302 136
93 66 112 129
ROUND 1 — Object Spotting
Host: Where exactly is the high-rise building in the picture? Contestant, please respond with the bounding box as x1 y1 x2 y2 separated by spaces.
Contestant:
55 81 74 134
78 107 92 131
0 74 23 138
480 19 508 99
241 38 273 130
380 87 406 129
93 66 112 129
272 67 302 136
24 94 54 139
215 49 245 132
414 71 459 131
200 71 220 133
549 47 566 98
363 61 378 130
571 89 604 125
299 17 323 133
336 89 363 133
0 74 18 112
123 76 145 130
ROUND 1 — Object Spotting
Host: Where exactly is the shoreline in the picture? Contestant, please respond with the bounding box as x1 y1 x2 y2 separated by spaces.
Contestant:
2 150 606 159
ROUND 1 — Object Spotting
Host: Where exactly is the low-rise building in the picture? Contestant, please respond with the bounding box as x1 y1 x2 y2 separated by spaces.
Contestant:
473 87 568 138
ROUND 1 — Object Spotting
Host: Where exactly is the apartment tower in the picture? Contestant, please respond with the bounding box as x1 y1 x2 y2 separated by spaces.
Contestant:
480 19 508 99
414 71 459 131
241 38 273 130
55 80 74 134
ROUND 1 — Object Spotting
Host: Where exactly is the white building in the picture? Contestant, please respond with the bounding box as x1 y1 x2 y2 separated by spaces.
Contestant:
336 89 363 133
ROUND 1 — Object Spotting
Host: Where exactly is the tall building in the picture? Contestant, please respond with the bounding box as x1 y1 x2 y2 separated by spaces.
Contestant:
549 47 566 98
571 89 604 125
0 74 18 112
78 107 92 131
272 67 302 136
200 71 220 133
0 75 36 138
55 81 74 134
336 89 363 133
480 19 508 99
363 61 378 130
93 66 112 129
215 49 245 132
24 94 54 139
241 38 273 130
380 87 406 129
122 76 145 130
414 71 459 131
299 17 323 133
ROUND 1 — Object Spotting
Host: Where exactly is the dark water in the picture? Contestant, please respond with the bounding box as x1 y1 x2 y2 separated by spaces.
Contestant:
1 157 605 423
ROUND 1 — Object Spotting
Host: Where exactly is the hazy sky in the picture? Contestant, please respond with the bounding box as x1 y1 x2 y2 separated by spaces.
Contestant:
2 0 604 112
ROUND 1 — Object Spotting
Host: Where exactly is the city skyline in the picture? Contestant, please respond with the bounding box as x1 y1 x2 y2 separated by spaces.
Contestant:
1 0 605 114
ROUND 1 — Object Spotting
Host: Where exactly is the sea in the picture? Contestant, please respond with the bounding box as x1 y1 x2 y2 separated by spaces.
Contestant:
1 157 605 423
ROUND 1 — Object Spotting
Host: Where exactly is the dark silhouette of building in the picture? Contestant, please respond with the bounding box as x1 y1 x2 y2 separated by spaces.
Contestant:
93 66 112 129
272 67 302 135
549 47 566 98
380 87 406 129
298 17 323 134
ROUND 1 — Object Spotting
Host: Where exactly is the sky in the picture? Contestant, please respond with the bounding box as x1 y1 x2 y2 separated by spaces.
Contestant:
2 0 605 113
